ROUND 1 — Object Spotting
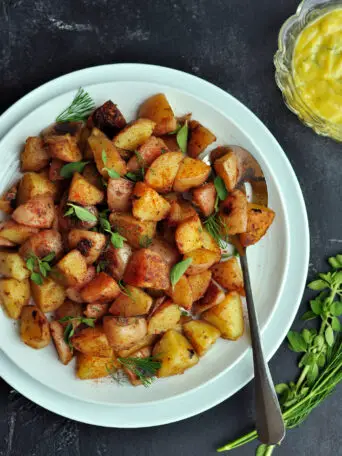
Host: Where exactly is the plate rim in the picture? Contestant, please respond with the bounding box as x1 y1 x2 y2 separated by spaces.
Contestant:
0 63 310 427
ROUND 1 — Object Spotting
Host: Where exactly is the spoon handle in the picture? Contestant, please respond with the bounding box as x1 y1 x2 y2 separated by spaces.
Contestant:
239 253 286 445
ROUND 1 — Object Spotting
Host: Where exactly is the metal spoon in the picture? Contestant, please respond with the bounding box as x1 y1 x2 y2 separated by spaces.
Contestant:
214 145 286 445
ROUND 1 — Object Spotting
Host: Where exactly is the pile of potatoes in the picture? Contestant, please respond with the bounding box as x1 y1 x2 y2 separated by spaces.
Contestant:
0 93 275 385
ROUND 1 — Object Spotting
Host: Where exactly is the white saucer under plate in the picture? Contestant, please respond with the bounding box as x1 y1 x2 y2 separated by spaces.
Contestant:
0 64 309 427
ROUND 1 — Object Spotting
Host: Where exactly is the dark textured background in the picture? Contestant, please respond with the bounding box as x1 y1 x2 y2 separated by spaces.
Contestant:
0 0 341 454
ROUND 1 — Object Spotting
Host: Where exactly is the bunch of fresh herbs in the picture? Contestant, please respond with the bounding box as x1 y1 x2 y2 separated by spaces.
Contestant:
26 252 55 285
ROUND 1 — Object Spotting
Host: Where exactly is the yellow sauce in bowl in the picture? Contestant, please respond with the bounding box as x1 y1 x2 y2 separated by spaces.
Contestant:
293 8 342 125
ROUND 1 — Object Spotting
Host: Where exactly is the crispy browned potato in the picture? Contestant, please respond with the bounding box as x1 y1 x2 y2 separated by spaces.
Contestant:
201 229 221 254
80 272 120 303
56 249 88 287
183 248 221 275
0 278 30 319
0 221 38 244
175 215 203 254
138 94 177 136
148 237 181 268
127 136 168 172
76 353 116 379
54 300 83 327
148 300 181 335
122 346 153 386
109 212 156 249
173 157 211 192
109 286 153 317
42 121 83 141
192 280 225 314
20 305 51 349
192 182 216 217
107 178 134 212
153 329 199 377
68 172 104 206
123 249 170 289
88 128 127 178
187 270 212 302
87 100 126 137
65 266 96 302
0 184 17 214
72 325 113 357
68 229 106 265
0 252 30 281
12 195 55 228
113 118 155 150
21 137 49 172
31 277 66 312
167 199 197 226
116 334 158 357
160 134 179 152
83 302 110 320
17 172 57 205
220 189 247 235
166 276 193 310
211 256 245 295
239 203 275 247
132 182 171 221
49 159 65 182
183 320 221 356
103 316 147 351
98 242 132 281
187 120 216 158
45 134 82 162
50 321 73 365
145 152 184 193
19 229 63 260
203 291 244 340
82 163 104 190
214 151 239 191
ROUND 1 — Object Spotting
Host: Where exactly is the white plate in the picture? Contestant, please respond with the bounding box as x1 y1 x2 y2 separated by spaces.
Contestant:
0 64 309 426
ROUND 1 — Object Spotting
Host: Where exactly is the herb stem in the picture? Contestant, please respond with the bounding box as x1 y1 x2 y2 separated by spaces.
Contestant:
295 365 310 392
217 430 257 452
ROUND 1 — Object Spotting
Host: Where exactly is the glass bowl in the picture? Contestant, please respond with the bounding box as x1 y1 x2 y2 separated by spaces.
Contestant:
274 0 342 141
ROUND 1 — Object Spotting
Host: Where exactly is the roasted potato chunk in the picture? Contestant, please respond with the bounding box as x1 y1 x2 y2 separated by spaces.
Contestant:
68 229 106 265
88 128 127 178
83 302 110 320
201 229 221 254
103 316 147 351
148 237 180 268
193 280 225 314
68 172 104 206
82 163 104 189
107 178 134 212
109 286 153 317
148 300 181 335
71 326 113 357
173 157 210 192
80 272 120 303
21 136 49 172
187 120 216 158
45 134 82 162
98 242 132 281
76 353 116 380
138 94 177 136
50 321 73 365
20 305 51 349
211 256 245 295
88 100 126 137
203 291 244 340
0 278 30 319
127 136 168 172
56 249 88 287
42 121 83 141
31 277 66 312
17 172 57 205
145 152 184 193
123 249 170 289
0 221 38 244
166 276 193 310
0 237 16 248
183 320 221 356
183 248 221 275
175 215 203 254
167 199 197 226
54 300 83 327
132 182 171 222
65 266 96 302
109 212 156 249
0 252 29 281
153 329 199 377
113 118 155 151
117 334 158 357
192 182 216 217
49 159 65 182
220 189 248 235
0 184 17 214
12 195 55 228
214 151 239 191
239 204 275 247
19 229 63 261
187 270 212 302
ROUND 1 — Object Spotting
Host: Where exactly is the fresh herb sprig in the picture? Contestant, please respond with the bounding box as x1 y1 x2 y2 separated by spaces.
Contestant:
203 176 229 248
59 316 96 348
170 258 193 288
99 210 126 248
102 150 120 179
56 88 95 123
217 254 342 454
64 203 97 223
117 356 162 387
26 252 55 285
118 280 135 301
176 122 188 154
60 161 89 178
